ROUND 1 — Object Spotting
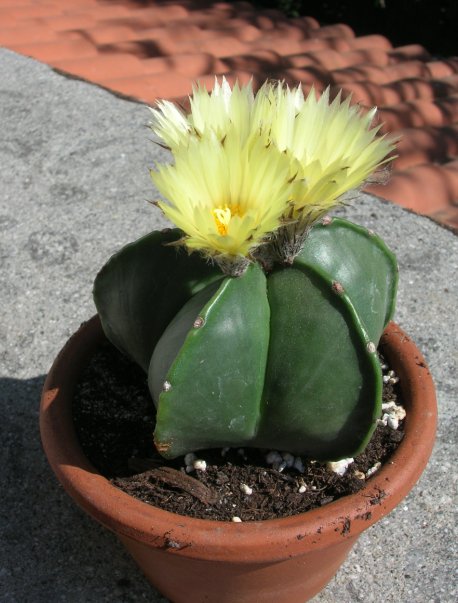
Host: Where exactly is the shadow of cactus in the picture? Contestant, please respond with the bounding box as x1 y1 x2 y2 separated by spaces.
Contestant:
253 0 458 56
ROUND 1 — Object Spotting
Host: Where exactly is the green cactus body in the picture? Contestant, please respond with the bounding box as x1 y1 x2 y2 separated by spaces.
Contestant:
93 228 222 372
150 264 270 457
257 266 382 460
93 218 397 461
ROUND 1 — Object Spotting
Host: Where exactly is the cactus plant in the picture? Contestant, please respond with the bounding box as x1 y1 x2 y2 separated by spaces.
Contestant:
94 79 397 462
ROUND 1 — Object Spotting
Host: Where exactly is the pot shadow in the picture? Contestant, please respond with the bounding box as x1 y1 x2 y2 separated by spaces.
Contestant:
0 375 168 603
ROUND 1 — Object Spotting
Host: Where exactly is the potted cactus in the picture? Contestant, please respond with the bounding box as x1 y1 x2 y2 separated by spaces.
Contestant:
40 79 436 603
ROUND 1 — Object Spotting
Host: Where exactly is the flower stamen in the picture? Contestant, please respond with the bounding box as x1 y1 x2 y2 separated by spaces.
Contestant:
212 205 243 236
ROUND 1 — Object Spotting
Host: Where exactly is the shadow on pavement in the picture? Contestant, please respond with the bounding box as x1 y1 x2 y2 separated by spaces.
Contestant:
0 374 162 602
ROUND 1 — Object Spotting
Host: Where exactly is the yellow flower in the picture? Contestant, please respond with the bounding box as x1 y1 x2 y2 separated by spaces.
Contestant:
151 128 293 263
150 78 255 150
253 83 396 227
149 78 395 266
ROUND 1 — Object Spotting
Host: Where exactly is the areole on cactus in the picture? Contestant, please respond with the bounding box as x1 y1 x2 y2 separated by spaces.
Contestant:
94 78 398 462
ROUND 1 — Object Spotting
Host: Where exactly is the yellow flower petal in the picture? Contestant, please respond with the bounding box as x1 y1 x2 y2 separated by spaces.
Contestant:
151 129 293 259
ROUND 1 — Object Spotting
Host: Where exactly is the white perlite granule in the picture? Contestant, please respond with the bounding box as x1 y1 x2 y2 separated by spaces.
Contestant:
326 458 354 476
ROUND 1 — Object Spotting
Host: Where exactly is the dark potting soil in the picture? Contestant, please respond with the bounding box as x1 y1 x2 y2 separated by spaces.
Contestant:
73 339 404 522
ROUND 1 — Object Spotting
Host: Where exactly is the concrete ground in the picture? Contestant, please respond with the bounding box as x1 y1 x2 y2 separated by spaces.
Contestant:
0 49 456 602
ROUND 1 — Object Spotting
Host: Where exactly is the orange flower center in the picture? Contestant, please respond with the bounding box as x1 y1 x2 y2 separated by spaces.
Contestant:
212 204 243 236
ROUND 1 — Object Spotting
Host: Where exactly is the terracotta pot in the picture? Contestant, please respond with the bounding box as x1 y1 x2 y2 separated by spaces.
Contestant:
40 316 436 603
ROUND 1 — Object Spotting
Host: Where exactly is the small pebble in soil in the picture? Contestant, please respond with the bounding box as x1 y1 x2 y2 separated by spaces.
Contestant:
240 483 253 495
184 452 197 472
380 401 406 430
184 452 196 465
327 458 354 476
193 459 207 472
282 452 295 468
293 457 305 472
366 462 382 478
266 450 282 465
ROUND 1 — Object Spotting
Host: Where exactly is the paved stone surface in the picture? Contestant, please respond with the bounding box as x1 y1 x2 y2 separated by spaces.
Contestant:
0 50 456 603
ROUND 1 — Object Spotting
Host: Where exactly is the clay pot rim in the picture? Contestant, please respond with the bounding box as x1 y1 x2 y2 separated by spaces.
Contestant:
40 315 436 563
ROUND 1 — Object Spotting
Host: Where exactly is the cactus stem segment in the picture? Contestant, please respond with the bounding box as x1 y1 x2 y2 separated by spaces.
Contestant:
193 316 205 329
95 218 395 461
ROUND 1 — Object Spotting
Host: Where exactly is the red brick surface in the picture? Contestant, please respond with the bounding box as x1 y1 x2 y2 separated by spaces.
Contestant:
1 0 457 230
